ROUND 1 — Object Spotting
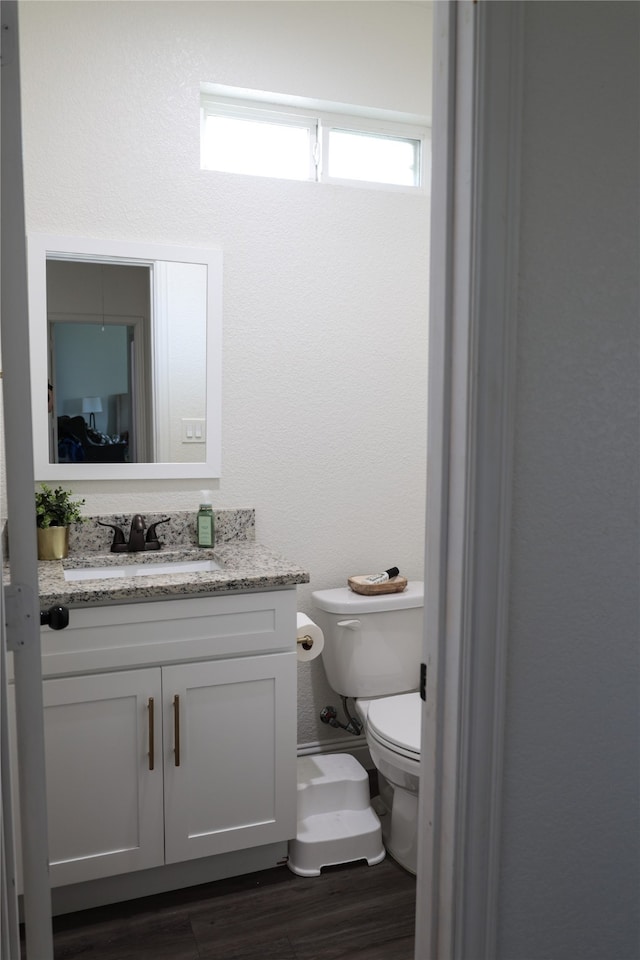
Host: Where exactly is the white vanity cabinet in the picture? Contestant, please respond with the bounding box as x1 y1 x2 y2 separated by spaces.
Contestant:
14 668 166 887
162 654 295 865
10 589 298 890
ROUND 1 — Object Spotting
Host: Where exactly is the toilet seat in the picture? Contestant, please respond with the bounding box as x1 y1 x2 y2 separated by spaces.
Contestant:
365 693 421 762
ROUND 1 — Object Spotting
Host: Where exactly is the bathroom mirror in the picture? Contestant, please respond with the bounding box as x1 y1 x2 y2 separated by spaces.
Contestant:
28 234 222 480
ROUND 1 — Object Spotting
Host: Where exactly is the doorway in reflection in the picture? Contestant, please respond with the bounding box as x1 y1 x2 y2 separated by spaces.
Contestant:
47 259 151 464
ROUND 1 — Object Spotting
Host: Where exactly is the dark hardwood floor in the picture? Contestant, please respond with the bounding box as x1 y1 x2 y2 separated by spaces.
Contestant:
29 857 415 960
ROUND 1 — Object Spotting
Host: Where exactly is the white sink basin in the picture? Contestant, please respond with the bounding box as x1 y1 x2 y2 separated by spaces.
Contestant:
64 559 223 582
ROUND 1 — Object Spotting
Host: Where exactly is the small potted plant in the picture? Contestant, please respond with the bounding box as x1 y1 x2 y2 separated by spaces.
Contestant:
35 483 85 560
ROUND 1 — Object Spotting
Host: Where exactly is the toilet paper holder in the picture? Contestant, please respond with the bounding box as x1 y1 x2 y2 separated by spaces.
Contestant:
296 613 324 662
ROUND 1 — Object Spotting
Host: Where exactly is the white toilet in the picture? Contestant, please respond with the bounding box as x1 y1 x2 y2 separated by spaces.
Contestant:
311 582 423 874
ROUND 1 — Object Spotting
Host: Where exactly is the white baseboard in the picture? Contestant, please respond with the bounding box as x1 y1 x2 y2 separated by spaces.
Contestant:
297 736 372 770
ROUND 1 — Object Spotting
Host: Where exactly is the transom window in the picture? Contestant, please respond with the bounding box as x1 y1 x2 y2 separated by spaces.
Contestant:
200 87 429 190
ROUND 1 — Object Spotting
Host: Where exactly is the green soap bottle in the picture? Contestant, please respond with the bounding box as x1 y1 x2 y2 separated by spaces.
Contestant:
197 492 214 547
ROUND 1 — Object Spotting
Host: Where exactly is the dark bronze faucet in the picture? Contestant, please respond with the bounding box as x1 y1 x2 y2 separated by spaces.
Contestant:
98 516 170 553
127 514 146 552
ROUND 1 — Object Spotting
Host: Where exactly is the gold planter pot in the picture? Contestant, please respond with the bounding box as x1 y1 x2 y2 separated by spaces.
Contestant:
37 526 69 561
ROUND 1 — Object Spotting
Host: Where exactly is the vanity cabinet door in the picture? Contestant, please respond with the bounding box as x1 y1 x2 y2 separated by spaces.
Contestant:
25 669 164 887
162 652 297 864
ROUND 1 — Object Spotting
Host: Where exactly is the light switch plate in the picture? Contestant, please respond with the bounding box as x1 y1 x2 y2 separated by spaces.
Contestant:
181 418 206 443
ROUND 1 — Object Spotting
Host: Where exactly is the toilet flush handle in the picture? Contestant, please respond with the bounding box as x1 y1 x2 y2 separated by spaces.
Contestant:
337 619 361 630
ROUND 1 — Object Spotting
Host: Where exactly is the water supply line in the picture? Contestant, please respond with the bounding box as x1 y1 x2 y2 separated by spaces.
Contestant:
320 695 363 736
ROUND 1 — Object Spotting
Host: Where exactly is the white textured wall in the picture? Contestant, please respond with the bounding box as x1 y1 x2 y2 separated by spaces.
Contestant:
16 1 431 746
498 3 639 957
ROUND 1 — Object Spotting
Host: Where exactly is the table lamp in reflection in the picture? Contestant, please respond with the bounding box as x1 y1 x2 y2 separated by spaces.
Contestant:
82 396 102 430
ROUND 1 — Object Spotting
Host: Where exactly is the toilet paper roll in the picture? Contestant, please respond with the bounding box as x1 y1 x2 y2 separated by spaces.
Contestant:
296 613 324 662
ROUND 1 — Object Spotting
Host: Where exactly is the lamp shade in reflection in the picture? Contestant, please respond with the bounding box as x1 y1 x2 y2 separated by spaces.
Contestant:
82 396 102 429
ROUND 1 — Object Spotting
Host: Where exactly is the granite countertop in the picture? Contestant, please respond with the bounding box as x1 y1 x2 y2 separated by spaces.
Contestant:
22 509 309 608
38 541 310 608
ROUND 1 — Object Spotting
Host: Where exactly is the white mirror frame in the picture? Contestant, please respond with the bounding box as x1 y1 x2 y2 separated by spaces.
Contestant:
28 234 222 480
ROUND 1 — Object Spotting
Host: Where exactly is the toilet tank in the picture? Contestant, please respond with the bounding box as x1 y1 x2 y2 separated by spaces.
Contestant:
311 582 424 699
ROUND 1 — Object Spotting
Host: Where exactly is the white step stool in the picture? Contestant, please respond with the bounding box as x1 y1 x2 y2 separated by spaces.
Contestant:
287 753 385 877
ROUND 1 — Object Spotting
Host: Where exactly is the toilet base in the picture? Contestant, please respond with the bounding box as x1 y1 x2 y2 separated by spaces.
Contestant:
287 754 385 877
373 772 418 875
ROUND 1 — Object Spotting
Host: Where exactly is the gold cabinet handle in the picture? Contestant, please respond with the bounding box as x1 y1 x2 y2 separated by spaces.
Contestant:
173 694 180 767
147 697 155 771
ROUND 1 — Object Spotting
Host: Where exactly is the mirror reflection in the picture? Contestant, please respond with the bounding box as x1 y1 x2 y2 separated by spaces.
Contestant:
48 261 150 464
28 236 222 481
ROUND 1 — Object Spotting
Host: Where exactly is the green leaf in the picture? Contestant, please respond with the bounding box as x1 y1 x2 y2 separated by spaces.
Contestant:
35 483 85 529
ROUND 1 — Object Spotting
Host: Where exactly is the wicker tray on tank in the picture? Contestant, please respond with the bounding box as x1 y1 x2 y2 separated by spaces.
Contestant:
347 575 408 596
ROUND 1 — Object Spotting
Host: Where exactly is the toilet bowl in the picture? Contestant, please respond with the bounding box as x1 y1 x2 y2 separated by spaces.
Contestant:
356 693 421 874
312 583 424 874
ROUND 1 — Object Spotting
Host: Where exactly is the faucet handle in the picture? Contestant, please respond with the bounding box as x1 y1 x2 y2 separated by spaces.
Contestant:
97 521 127 552
146 518 171 544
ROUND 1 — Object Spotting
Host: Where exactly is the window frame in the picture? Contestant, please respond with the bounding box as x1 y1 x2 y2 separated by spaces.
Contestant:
319 113 427 190
200 99 319 181
200 91 430 192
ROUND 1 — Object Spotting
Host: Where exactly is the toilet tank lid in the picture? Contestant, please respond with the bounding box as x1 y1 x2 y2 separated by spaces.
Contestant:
312 581 424 614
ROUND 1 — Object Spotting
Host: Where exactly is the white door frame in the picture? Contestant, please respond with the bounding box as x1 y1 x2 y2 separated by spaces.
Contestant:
1 2 54 957
416 3 524 957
